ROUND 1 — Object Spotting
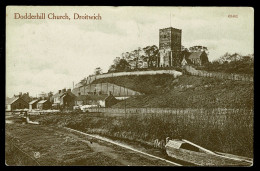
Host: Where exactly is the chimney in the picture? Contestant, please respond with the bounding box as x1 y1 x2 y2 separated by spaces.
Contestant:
109 91 112 96
59 90 61 94
19 92 22 97
27 92 29 96
78 92 81 96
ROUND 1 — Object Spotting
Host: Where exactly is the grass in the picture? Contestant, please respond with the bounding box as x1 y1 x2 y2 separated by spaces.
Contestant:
92 74 175 95
110 75 253 109
32 110 253 158
5 123 121 166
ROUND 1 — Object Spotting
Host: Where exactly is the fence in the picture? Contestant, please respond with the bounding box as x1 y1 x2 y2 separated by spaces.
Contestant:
86 107 253 129
87 107 252 115
184 65 253 82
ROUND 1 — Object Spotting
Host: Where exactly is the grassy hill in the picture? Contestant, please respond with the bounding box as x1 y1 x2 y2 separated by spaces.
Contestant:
92 74 253 109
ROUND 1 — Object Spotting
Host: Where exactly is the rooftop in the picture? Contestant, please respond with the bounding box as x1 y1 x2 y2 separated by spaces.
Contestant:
6 97 19 105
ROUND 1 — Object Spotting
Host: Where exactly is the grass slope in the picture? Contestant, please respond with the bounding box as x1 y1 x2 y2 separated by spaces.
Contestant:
93 74 253 109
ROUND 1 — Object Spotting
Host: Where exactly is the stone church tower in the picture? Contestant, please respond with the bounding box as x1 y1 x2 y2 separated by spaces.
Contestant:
159 27 182 67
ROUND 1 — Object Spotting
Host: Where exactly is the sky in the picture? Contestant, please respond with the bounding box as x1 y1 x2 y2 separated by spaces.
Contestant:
6 6 254 97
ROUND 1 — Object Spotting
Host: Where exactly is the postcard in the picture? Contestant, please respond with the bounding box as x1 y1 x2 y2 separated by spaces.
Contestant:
5 6 254 166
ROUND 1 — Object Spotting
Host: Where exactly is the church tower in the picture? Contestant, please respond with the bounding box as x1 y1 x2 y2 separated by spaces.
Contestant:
159 27 182 67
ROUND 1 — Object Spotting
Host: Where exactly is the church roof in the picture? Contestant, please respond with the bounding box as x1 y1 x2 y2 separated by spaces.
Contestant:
188 51 205 60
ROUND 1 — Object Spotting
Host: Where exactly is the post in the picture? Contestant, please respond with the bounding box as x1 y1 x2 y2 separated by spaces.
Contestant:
107 82 109 94
124 86 126 116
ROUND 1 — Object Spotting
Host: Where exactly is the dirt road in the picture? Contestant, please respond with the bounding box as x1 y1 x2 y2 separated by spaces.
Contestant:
5 119 180 166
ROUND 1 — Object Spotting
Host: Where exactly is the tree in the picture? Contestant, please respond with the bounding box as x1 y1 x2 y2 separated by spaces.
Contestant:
94 67 103 75
189 45 209 55
181 45 189 52
108 58 130 72
218 52 231 64
132 47 141 69
143 45 159 68
115 59 130 71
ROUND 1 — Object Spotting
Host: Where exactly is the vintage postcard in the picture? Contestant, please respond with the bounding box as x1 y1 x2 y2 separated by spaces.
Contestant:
5 6 254 166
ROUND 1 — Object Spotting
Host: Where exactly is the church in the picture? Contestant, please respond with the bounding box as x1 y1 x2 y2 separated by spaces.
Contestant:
158 27 209 67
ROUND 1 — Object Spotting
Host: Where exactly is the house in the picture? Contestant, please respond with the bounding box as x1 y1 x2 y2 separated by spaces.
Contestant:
75 92 118 108
88 92 118 108
14 92 32 103
100 93 118 107
29 99 40 110
51 88 76 109
185 51 209 66
75 95 89 106
37 100 51 110
6 96 29 111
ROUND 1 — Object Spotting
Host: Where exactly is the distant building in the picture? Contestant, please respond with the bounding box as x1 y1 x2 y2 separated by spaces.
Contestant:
37 100 51 110
29 99 41 110
51 88 76 109
75 94 89 106
181 51 209 66
159 27 182 67
158 27 209 67
75 92 118 108
6 96 28 111
14 92 32 103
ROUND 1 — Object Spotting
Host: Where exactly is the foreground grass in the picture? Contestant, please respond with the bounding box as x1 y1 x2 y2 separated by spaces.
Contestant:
32 111 253 158
5 124 121 166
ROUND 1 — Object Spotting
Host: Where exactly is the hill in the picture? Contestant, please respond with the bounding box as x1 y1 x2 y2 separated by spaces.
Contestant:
92 74 253 109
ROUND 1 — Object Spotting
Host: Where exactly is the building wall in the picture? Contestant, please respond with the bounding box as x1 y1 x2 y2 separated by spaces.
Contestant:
75 100 84 106
98 100 105 107
6 105 11 111
76 83 142 97
29 103 37 110
105 96 118 107
159 27 182 67
11 98 29 110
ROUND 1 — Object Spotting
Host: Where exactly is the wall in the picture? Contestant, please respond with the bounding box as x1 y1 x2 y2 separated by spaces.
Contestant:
75 70 182 88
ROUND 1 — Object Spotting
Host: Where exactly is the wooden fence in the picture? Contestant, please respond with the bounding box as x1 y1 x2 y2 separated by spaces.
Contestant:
184 65 253 82
87 107 252 115
86 107 253 128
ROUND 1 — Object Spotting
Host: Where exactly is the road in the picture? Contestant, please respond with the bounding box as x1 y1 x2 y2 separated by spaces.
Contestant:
5 117 181 166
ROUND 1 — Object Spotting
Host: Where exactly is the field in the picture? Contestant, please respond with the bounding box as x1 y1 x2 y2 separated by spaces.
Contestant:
6 118 182 166
29 108 253 158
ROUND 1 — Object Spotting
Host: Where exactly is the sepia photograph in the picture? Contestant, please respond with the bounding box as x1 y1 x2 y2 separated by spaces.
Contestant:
5 6 254 166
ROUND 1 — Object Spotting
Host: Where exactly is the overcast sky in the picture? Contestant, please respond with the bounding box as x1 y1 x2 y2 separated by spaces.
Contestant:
6 6 254 97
